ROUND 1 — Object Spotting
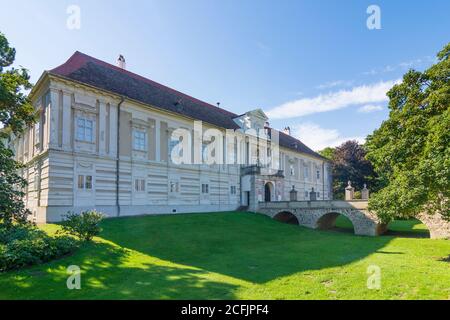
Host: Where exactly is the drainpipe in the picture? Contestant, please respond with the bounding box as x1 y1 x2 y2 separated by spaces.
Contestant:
116 96 125 217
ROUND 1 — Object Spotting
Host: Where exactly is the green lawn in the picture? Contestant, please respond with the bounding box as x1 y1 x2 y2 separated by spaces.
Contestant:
0 212 449 300
335 216 431 237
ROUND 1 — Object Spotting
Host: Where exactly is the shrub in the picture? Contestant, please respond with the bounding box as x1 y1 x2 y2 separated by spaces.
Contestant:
0 224 78 272
60 210 105 241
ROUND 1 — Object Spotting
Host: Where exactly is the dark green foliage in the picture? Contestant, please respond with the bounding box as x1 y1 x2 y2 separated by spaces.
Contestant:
0 31 37 227
60 210 105 241
0 141 30 227
0 32 36 136
366 43 450 222
0 224 78 272
320 141 378 199
318 147 335 160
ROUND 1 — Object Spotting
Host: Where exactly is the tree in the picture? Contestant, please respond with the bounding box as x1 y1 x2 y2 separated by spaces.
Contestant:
324 141 378 199
366 43 450 223
318 147 335 160
0 32 36 227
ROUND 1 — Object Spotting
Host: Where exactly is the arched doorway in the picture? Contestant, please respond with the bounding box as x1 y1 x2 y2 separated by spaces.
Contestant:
273 211 299 225
264 182 273 202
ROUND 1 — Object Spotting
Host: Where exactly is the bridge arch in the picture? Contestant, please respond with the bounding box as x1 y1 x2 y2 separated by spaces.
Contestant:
404 213 449 239
316 211 355 231
257 200 450 238
273 211 299 225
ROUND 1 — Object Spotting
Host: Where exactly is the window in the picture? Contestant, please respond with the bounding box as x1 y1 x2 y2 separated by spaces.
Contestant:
169 181 179 193
135 179 146 192
34 173 40 191
304 165 309 180
133 130 146 151
78 175 93 190
233 137 238 164
202 142 211 163
245 141 250 165
305 191 309 199
78 175 84 189
202 183 209 194
170 137 182 160
76 118 94 142
316 170 320 180
34 122 40 145
290 165 295 176
85 175 93 189
317 192 320 198
230 186 236 195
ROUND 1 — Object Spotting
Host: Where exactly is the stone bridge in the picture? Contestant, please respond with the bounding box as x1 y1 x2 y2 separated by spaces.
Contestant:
257 200 450 238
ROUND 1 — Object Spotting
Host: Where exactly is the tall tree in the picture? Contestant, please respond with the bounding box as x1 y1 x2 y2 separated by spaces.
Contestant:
366 43 450 223
0 31 36 227
318 147 335 160
324 140 378 199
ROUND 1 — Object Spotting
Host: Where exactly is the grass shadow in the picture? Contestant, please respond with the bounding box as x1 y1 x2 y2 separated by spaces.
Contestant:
98 212 392 284
0 239 238 300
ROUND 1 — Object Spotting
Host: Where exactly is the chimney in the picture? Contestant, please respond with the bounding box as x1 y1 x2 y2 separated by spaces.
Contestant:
117 54 126 69
283 126 291 135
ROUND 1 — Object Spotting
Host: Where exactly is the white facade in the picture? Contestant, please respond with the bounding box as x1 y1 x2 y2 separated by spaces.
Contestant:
12 69 332 223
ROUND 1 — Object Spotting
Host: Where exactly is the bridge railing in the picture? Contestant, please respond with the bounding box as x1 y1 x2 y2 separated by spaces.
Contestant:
258 200 368 210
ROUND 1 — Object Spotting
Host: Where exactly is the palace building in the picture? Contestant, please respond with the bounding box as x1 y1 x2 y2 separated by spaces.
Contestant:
10 52 332 223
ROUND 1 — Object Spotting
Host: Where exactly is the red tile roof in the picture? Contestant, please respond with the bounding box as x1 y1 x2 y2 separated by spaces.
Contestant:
49 51 326 160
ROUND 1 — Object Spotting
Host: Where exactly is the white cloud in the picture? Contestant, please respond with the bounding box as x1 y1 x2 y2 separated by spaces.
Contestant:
363 56 433 76
266 79 399 119
357 104 384 113
292 122 365 151
316 80 354 90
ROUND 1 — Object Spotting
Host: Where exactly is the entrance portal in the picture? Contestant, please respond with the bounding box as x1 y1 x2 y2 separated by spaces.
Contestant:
264 182 273 202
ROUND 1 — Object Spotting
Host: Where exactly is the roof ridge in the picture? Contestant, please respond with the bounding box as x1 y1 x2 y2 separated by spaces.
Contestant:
51 51 238 118
276 129 327 160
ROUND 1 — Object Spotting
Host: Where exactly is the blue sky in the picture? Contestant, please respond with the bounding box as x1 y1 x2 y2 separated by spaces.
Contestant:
1 0 449 150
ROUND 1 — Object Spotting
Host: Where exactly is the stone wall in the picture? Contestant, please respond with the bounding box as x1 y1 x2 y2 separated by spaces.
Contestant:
417 212 450 239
